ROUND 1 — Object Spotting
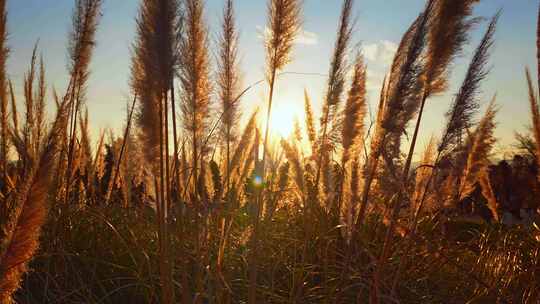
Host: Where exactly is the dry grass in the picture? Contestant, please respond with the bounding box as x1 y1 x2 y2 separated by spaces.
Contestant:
0 1 539 303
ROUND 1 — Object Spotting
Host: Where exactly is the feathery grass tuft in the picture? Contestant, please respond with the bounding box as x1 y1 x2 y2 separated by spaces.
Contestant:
265 0 302 79
68 0 103 96
0 99 68 304
459 98 498 200
131 1 180 302
303 89 317 155
526 68 540 182
439 12 499 156
315 0 354 191
341 53 367 165
479 167 499 221
424 0 479 95
357 0 434 226
218 0 242 193
64 0 102 205
261 0 302 172
411 137 436 213
179 0 212 191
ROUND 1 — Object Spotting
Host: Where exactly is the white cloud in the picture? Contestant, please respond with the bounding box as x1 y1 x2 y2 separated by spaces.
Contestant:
362 40 398 66
366 72 386 92
295 30 318 45
256 26 318 45
362 44 379 61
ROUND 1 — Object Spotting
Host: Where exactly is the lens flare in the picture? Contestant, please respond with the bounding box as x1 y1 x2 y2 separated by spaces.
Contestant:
253 175 263 186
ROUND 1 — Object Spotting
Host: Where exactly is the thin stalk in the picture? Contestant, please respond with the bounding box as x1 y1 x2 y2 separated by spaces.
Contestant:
158 91 173 304
192 92 198 199
390 152 441 294
153 175 165 303
163 89 173 302
220 109 232 303
404 91 429 182
314 104 331 193
180 72 318 200
171 79 187 304
0 94 6 181
261 64 278 174
356 151 381 225
247 198 262 304
104 94 137 205
164 92 171 212
373 89 429 299
226 125 230 194
383 90 429 251
170 81 180 203
180 77 267 200
63 75 79 204
0 0 7 183
249 59 277 304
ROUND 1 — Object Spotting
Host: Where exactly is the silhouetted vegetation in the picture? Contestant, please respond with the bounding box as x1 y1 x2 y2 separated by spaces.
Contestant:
0 0 539 303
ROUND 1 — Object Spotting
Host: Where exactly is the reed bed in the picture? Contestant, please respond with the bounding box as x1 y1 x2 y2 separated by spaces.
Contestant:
0 0 539 303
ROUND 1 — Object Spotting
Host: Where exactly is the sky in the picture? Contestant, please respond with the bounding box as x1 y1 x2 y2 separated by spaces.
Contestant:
5 0 539 159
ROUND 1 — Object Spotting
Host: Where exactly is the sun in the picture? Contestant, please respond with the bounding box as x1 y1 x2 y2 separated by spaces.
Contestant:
262 97 303 139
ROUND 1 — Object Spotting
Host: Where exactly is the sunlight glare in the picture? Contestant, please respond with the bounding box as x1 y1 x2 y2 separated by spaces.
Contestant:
262 96 304 139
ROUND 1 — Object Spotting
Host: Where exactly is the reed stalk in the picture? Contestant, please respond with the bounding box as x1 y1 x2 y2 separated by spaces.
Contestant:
218 0 241 196
64 0 102 204
104 95 137 205
356 2 432 228
390 13 499 295
366 2 434 301
314 0 353 194
249 1 300 302
0 0 7 183
131 0 179 301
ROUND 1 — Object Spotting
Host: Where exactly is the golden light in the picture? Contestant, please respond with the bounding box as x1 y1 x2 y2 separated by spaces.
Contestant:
262 96 304 139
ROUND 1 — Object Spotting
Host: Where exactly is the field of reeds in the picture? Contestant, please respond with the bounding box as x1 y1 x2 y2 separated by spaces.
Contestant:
0 0 539 303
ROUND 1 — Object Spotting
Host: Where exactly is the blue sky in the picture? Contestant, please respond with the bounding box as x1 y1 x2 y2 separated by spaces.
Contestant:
5 0 538 157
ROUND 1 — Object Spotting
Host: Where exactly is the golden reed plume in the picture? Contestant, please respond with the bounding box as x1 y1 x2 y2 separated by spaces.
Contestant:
401 0 480 196
439 12 499 157
459 98 498 200
218 0 242 191
230 111 257 183
261 0 301 171
357 0 433 227
340 53 367 238
479 167 499 221
132 0 178 164
405 13 499 242
178 0 211 192
341 53 367 165
131 0 180 302
303 89 317 155
280 138 305 198
265 0 302 78
68 0 102 96
64 0 102 204
0 99 69 304
315 0 354 191
424 0 479 95
251 1 301 301
411 137 436 213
